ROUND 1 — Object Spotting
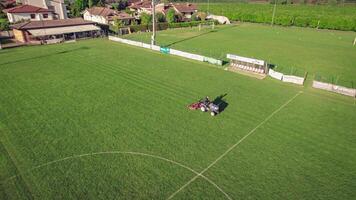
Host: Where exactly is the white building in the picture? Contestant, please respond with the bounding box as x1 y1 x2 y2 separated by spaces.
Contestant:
4 5 55 23
83 7 134 26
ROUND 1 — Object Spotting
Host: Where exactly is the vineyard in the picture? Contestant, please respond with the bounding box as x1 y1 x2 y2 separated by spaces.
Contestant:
199 3 356 31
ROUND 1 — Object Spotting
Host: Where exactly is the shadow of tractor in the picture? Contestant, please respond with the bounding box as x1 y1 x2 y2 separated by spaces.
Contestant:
212 94 229 113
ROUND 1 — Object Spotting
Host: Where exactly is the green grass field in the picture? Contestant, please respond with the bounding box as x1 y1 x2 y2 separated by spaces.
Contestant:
123 23 356 87
0 39 355 199
198 3 356 31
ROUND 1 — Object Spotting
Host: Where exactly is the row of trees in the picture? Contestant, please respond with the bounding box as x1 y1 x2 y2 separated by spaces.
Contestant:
139 10 207 25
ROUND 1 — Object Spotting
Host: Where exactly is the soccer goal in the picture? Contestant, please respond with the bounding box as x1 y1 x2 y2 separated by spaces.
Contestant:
227 54 267 77
118 27 131 35
198 21 215 31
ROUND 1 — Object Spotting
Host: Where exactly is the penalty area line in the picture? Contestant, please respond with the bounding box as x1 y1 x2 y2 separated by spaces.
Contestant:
167 91 303 200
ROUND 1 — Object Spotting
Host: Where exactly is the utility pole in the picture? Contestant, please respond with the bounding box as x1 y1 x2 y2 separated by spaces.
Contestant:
207 0 210 15
271 0 277 26
151 0 156 46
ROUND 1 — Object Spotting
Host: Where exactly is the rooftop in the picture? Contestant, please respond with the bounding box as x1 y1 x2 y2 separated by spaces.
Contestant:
85 6 116 17
173 3 197 13
12 18 94 30
3 5 53 14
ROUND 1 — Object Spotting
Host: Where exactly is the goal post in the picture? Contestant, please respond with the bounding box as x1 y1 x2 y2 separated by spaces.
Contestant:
198 21 215 31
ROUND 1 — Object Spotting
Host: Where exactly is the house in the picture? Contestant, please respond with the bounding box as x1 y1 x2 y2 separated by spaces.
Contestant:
129 1 198 21
18 0 67 19
128 0 151 18
3 5 55 23
11 18 101 43
83 6 134 26
170 3 197 20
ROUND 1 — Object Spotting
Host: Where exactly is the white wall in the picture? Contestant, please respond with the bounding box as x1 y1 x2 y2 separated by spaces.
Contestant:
7 12 53 23
83 11 108 25
24 0 47 8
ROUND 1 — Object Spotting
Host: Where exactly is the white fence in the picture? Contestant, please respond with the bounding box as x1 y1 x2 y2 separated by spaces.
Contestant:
268 69 305 85
312 81 356 97
268 69 283 81
170 48 204 62
282 75 305 85
109 36 223 66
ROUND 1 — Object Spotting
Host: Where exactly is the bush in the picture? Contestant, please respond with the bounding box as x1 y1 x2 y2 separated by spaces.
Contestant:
140 13 152 25
166 8 176 23
168 21 204 29
156 12 166 23
191 13 199 21
0 19 9 31
197 12 207 21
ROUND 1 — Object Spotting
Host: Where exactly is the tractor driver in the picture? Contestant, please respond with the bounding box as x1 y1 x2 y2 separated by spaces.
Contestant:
203 96 210 105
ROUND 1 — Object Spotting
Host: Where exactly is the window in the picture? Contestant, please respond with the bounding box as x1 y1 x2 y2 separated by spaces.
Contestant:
43 14 48 19
30 14 36 19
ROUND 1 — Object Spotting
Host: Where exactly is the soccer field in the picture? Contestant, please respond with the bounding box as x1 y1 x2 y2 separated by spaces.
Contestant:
123 23 356 86
0 39 355 199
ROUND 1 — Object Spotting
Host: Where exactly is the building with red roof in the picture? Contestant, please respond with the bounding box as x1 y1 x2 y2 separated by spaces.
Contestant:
11 18 101 43
3 5 55 23
129 1 198 21
82 6 134 25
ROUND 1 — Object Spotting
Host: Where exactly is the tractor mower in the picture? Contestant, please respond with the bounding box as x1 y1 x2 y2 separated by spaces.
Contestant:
188 97 220 116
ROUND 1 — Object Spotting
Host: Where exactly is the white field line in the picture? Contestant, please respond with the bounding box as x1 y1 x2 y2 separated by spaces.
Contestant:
1 151 232 200
167 91 303 200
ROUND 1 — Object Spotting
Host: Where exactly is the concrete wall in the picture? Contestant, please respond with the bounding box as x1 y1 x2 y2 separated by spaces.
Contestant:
312 81 356 97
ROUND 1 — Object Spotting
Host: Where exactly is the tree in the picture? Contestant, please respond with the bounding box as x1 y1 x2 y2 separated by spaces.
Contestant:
113 18 124 32
88 0 97 7
140 13 152 25
328 0 337 5
71 0 88 17
125 8 134 15
0 19 9 31
166 8 176 23
191 13 199 21
156 12 166 23
112 3 119 10
119 0 128 10
197 12 207 21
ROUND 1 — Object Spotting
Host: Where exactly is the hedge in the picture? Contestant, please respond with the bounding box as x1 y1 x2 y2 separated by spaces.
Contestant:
110 21 215 34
